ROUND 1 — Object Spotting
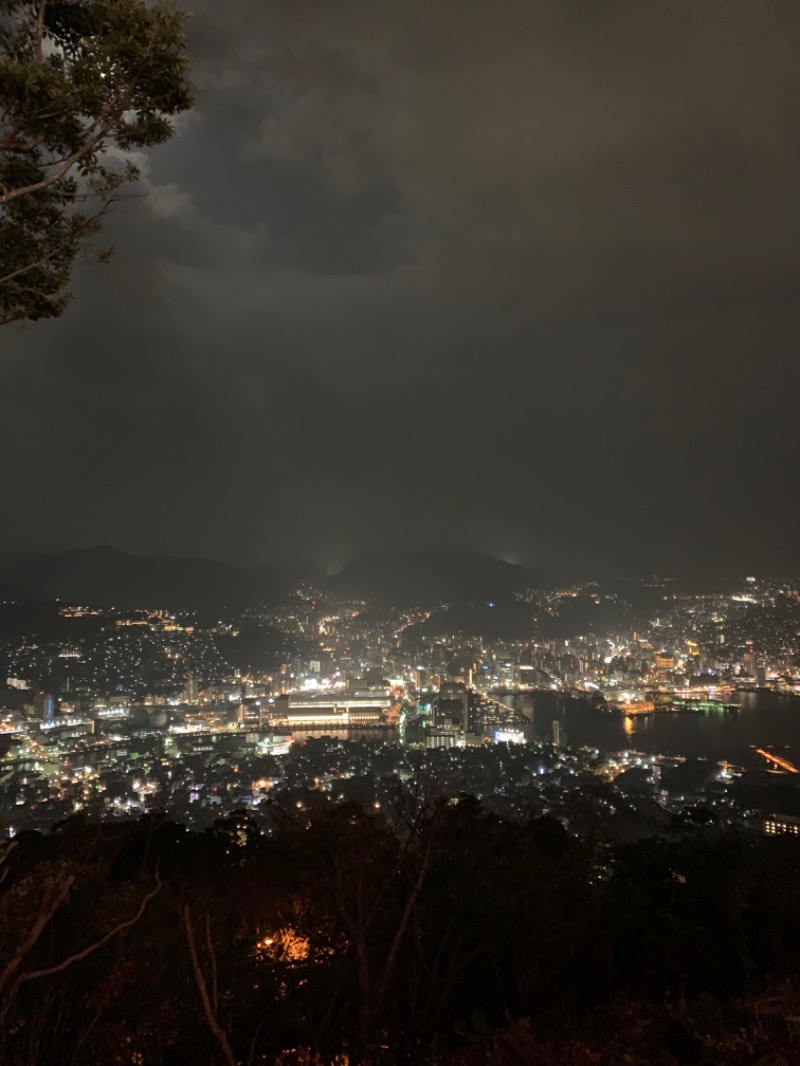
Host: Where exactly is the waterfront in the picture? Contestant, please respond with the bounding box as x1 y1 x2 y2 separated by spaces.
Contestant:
514 691 800 764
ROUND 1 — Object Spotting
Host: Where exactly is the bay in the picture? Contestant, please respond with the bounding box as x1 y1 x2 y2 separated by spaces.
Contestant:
511 691 800 765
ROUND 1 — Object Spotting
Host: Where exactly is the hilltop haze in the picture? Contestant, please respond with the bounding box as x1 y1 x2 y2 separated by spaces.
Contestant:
328 546 541 605
0 546 289 612
0 545 542 611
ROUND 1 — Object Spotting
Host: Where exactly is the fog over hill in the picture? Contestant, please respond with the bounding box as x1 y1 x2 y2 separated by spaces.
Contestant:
327 546 541 606
0 546 290 612
0 545 543 612
0 579 28 603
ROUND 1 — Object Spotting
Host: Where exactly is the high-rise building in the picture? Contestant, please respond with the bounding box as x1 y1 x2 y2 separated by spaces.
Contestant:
33 691 55 723
551 718 565 749
743 642 757 676
436 681 469 732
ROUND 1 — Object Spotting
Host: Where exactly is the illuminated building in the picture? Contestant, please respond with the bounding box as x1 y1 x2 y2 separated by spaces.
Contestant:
764 814 800 837
256 733 292 756
495 728 525 744
33 692 55 723
552 719 565 748
277 692 392 728
743 642 756 676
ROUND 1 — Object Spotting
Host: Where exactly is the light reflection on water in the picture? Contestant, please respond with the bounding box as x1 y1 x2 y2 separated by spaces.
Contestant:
512 691 800 763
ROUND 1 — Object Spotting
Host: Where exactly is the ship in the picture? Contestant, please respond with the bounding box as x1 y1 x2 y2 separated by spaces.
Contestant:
670 697 739 713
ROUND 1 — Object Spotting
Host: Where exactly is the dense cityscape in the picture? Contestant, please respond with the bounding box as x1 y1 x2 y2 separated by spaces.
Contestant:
3 570 800 840
3 562 800 1061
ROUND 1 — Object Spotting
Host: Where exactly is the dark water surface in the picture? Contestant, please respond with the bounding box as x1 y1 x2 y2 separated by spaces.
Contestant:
512 692 800 764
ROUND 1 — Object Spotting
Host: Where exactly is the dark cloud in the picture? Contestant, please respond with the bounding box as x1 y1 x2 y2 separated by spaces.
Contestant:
1 0 799 578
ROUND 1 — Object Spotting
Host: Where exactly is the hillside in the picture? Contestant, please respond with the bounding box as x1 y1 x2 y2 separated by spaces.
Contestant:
328 546 541 605
0 546 289 612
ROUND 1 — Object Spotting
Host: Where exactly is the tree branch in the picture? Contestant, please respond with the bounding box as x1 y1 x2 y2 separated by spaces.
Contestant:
34 0 48 64
0 95 129 207
0 193 124 288
0 133 44 154
0 840 17 887
182 906 237 1066
365 802 424 932
205 913 218 1018
0 875 75 996
18 873 162 984
0 252 65 289
375 805 444 1007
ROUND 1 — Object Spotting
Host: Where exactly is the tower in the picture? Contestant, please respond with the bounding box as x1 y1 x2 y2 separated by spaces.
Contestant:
552 699 566 749
33 691 55 724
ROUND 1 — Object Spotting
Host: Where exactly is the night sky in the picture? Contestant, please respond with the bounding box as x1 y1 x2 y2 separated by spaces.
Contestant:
1 0 799 579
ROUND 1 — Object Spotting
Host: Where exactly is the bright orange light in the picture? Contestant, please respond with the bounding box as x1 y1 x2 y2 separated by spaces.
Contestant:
755 748 799 774
255 928 311 963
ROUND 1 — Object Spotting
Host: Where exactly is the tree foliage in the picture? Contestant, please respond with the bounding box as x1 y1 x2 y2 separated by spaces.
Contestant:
1 804 800 1064
0 0 192 326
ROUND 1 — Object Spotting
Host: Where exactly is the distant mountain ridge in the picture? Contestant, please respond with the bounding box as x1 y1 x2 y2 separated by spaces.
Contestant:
0 545 543 611
327 546 541 605
0 546 290 612
0 578 28 604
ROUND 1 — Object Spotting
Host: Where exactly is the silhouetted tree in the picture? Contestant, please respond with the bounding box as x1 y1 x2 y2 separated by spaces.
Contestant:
1 0 192 325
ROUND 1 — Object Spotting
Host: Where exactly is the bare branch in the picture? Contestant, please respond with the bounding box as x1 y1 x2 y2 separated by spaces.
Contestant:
204 913 218 1018
375 806 444 1007
0 840 18 878
181 906 237 1066
0 875 76 996
34 0 48 63
18 872 162 984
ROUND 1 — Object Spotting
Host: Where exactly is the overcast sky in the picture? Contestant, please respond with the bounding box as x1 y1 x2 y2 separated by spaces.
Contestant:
1 0 799 578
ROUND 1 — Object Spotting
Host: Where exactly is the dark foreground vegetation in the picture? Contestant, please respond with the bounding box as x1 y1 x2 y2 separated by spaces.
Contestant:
1 798 800 1065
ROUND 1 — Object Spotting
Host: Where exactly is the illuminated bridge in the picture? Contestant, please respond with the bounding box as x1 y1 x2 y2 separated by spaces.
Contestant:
755 748 799 774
